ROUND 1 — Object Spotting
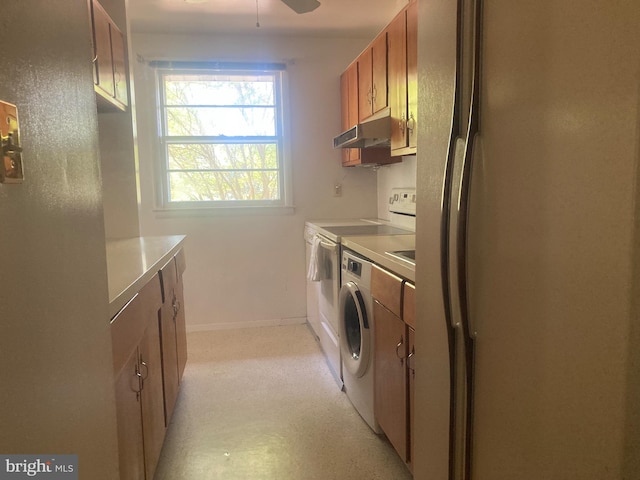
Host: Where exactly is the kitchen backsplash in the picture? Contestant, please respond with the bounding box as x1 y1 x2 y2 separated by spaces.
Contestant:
377 155 417 221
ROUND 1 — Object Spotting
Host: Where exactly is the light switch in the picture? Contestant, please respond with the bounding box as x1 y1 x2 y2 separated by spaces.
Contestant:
0 100 24 184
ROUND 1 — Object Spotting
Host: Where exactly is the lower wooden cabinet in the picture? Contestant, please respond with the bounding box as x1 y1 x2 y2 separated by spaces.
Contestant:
374 300 409 461
111 247 188 480
114 349 145 480
139 315 166 480
159 250 188 426
372 265 416 469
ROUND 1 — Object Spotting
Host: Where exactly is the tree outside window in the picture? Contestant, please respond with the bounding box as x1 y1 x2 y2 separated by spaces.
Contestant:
156 66 287 207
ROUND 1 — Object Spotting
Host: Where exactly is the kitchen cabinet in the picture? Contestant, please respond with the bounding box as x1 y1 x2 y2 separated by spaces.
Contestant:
111 273 164 480
340 62 394 167
388 1 417 155
175 249 188 379
403 281 416 472
159 249 188 425
358 32 388 121
374 299 409 461
90 0 129 111
110 244 189 480
372 265 416 468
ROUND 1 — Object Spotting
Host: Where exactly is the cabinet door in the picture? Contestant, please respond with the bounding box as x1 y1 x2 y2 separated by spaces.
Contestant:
139 316 166 480
110 23 128 107
91 0 114 98
371 264 403 317
403 281 416 329
340 69 352 165
406 1 418 150
371 32 388 115
114 349 145 480
160 294 179 425
175 279 188 380
357 50 373 122
160 258 180 425
374 300 408 461
408 325 416 471
388 9 408 152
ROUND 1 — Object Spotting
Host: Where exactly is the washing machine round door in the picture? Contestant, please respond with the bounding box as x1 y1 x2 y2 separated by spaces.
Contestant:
339 281 371 378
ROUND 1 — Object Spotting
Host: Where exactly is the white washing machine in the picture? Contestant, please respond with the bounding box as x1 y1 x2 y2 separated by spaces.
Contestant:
339 249 382 434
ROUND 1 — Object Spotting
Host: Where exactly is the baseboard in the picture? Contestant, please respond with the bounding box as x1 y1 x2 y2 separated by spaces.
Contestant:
186 316 307 332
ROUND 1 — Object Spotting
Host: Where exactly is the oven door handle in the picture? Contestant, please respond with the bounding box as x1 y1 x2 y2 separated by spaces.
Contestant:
318 239 338 253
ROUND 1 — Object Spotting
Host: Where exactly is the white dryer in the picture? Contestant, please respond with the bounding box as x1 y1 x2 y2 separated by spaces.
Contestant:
339 249 382 434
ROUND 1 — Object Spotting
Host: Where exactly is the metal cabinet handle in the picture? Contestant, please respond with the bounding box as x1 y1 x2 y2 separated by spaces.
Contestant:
395 336 405 365
407 347 415 377
407 112 416 135
132 370 143 394
399 112 406 135
139 360 149 380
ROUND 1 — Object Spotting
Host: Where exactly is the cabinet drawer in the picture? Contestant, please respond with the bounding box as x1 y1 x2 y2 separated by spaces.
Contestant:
371 264 403 317
403 281 416 329
111 273 162 376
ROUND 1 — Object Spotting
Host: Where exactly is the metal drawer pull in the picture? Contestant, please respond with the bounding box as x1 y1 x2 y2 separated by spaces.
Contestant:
139 360 149 380
407 348 415 377
395 336 405 364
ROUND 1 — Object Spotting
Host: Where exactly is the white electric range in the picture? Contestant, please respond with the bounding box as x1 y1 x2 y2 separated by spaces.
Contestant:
304 188 416 387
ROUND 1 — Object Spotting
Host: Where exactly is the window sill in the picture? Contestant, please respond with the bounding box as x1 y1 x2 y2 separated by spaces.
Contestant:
152 205 295 218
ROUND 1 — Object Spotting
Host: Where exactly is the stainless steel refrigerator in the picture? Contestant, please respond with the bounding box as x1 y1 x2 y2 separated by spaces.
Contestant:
413 0 640 479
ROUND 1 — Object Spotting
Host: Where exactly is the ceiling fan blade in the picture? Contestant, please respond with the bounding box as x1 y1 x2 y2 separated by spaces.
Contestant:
280 0 321 14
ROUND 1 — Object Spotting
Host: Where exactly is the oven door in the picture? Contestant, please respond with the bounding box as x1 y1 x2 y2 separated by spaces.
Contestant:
317 235 340 333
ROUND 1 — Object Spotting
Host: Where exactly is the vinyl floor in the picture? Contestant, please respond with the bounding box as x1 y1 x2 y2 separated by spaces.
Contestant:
153 323 413 480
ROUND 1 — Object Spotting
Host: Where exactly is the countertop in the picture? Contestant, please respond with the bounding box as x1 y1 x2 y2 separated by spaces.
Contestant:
341 234 416 282
106 235 186 318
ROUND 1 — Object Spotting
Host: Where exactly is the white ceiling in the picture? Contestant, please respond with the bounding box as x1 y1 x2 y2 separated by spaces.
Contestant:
127 0 409 38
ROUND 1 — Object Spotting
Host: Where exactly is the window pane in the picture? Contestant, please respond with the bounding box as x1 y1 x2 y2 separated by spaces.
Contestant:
168 144 278 170
166 106 275 137
169 170 280 202
164 74 275 106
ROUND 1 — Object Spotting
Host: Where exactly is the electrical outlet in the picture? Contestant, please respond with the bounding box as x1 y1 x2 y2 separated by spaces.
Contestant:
333 183 342 197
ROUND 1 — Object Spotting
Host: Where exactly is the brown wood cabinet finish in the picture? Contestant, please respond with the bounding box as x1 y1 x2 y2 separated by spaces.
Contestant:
406 0 418 150
388 7 408 152
358 32 388 121
371 265 415 468
388 1 418 156
371 264 403 317
113 349 145 480
110 273 163 480
408 325 415 471
340 62 394 167
159 250 188 424
139 316 166 480
90 0 128 111
403 281 416 329
110 247 188 480
374 300 409 462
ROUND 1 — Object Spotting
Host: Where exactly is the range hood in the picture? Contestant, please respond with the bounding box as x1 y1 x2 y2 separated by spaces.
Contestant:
333 107 391 149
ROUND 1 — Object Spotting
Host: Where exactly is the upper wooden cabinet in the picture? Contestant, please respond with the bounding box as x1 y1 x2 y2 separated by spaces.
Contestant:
340 62 395 167
388 1 417 155
358 31 388 122
90 0 129 111
338 1 417 161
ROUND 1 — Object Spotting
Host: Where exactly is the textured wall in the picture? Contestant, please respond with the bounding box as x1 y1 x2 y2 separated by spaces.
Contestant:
0 0 119 476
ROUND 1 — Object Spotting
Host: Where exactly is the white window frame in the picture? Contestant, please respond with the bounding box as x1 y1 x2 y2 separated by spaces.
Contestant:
152 61 293 215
